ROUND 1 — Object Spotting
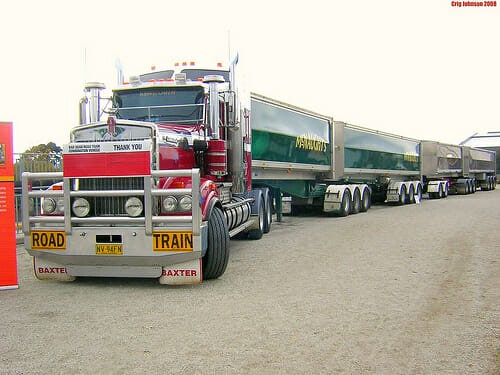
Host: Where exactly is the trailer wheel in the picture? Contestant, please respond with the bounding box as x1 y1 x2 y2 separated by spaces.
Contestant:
360 188 371 212
263 192 272 234
398 186 407 205
408 185 415 204
351 189 361 214
338 190 351 217
416 184 423 202
203 206 229 280
248 199 264 240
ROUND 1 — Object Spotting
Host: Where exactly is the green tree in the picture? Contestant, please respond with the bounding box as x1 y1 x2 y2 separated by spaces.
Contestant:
15 142 63 183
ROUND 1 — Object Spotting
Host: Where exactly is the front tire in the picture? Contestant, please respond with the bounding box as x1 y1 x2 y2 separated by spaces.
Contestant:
203 207 229 280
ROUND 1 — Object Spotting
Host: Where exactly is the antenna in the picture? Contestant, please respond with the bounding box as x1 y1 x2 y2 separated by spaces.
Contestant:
227 29 231 66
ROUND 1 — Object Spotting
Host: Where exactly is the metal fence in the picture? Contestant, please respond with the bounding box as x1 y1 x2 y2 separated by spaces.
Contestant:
14 153 63 234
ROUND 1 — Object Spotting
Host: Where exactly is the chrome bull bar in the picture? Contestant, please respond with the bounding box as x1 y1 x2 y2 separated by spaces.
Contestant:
21 169 201 236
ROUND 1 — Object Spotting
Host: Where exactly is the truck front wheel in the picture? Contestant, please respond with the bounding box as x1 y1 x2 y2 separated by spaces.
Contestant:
203 207 229 280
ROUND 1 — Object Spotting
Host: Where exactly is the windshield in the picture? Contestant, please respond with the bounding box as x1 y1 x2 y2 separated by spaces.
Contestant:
113 86 205 124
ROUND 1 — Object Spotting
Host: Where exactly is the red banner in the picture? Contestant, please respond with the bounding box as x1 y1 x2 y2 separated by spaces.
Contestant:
0 122 17 290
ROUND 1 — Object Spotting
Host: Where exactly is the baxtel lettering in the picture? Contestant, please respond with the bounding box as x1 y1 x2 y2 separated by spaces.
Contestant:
295 133 328 153
31 231 66 250
153 231 193 251
37 267 68 274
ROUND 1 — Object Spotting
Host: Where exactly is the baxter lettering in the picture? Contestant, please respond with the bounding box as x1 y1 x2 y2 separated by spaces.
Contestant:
161 269 197 277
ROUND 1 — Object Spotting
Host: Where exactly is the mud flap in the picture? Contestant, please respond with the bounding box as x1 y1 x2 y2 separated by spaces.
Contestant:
159 258 202 285
33 257 76 281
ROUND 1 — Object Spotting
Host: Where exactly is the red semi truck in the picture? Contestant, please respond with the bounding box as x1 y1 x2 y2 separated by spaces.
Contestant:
22 58 274 285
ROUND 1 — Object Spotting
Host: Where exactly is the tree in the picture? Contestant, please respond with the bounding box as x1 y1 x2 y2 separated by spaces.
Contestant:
15 142 63 184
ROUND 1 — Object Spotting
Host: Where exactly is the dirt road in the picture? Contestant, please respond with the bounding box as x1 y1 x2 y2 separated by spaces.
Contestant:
2 190 499 374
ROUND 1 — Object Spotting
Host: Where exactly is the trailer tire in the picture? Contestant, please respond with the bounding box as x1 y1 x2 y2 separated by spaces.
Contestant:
408 185 415 204
338 190 351 217
360 188 371 212
263 191 272 234
203 206 230 280
416 184 423 202
248 199 265 240
399 186 407 205
351 189 361 214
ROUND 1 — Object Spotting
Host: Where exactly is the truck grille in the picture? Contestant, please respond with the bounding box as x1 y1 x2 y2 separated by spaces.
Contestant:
76 177 144 216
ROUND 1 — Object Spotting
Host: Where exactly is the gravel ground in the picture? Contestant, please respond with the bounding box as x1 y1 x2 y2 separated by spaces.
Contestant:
1 190 499 374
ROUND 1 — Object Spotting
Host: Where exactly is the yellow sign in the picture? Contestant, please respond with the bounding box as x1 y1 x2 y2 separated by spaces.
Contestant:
96 244 123 255
153 231 193 252
30 231 66 250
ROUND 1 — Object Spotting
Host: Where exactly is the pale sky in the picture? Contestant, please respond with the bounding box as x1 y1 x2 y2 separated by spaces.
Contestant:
1 0 499 154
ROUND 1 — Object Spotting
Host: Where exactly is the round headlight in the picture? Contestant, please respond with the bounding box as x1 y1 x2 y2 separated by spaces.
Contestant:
56 198 65 213
72 198 90 217
163 196 178 212
42 198 56 214
125 197 143 217
179 195 192 211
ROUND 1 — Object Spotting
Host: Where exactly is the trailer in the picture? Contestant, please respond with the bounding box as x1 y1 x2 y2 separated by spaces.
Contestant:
251 93 422 216
421 140 496 198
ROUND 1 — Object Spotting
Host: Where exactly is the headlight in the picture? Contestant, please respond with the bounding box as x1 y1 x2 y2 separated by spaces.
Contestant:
72 198 90 217
163 196 178 212
125 197 143 217
42 198 56 214
179 195 192 211
56 198 65 213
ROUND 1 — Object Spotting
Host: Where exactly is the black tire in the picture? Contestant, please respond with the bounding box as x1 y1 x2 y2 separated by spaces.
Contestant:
351 189 361 214
440 183 446 198
338 190 351 217
203 207 229 280
399 186 407 205
408 185 415 204
360 188 371 212
248 199 264 240
416 184 422 202
263 192 272 234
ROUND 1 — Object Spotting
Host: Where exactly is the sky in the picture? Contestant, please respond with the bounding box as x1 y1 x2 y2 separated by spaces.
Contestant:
1 0 499 154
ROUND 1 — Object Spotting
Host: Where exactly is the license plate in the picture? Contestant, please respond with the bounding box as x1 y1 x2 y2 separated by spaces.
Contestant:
153 231 193 252
31 231 66 250
96 243 123 255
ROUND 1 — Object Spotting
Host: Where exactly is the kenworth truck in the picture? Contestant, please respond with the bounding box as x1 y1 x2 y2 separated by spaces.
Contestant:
22 60 494 285
22 58 274 285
